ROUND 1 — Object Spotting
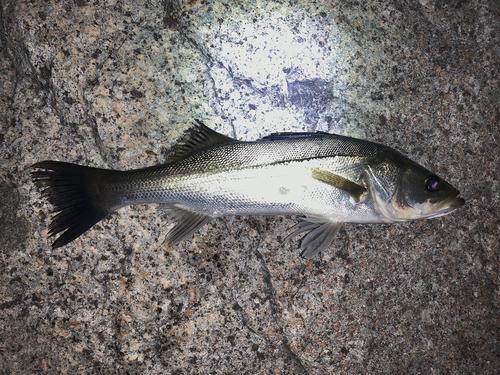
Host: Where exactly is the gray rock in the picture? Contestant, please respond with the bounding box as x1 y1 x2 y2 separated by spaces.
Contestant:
1 0 498 373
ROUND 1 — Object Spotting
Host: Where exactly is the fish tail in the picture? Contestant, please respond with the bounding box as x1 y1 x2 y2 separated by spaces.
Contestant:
31 161 116 248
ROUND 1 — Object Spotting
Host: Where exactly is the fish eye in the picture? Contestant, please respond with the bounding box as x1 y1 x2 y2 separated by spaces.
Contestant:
425 174 440 192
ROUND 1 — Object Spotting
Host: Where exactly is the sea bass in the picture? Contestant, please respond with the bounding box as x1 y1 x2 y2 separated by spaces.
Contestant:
31 121 464 258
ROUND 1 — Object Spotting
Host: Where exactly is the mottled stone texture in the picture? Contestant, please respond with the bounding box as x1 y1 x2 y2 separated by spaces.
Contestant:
1 0 498 373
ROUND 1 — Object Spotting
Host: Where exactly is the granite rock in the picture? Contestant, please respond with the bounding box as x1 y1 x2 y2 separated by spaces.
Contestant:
1 0 499 373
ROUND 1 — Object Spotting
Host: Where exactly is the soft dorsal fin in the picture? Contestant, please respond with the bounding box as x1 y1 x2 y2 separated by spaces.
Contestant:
260 131 331 141
169 120 238 161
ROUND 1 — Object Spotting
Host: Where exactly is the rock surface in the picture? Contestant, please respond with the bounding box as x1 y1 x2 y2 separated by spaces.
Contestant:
1 0 499 373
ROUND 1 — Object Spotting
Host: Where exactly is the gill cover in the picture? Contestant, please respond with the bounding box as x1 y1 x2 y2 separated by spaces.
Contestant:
363 154 407 221
365 153 464 221
400 165 464 219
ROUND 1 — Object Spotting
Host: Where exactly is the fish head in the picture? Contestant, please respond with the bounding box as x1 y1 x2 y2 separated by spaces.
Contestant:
365 153 465 222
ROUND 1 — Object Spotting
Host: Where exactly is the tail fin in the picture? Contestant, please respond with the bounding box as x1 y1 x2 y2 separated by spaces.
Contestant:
31 161 115 248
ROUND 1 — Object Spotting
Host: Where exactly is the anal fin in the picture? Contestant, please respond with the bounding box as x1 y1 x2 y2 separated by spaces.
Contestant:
164 205 210 245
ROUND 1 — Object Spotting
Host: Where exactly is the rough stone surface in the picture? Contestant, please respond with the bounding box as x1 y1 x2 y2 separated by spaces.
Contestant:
1 0 499 373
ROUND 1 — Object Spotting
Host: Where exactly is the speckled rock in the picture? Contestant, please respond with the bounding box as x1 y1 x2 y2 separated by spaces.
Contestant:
1 0 499 374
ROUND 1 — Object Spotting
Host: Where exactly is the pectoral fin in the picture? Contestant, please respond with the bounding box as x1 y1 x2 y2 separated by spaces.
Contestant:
311 168 366 203
286 216 342 259
163 205 210 245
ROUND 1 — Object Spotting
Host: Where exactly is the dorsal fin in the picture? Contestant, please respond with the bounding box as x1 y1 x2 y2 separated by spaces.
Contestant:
260 131 331 141
169 120 238 162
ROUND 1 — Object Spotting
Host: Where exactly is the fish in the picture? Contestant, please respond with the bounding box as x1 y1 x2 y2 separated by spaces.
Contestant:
31 120 465 258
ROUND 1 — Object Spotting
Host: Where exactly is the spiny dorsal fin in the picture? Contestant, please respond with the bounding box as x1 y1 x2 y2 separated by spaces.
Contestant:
311 168 367 203
169 120 238 162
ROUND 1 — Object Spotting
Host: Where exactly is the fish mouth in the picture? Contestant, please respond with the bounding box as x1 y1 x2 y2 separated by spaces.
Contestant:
447 197 465 210
428 192 465 217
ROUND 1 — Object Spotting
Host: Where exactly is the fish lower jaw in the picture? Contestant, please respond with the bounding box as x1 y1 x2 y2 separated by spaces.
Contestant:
448 197 465 210
426 201 465 219
402 197 465 220
374 203 446 222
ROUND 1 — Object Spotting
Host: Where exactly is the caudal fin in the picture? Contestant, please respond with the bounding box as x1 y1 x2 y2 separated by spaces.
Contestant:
31 161 115 248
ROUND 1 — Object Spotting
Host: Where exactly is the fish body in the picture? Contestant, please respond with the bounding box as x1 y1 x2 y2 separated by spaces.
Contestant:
31 121 464 258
